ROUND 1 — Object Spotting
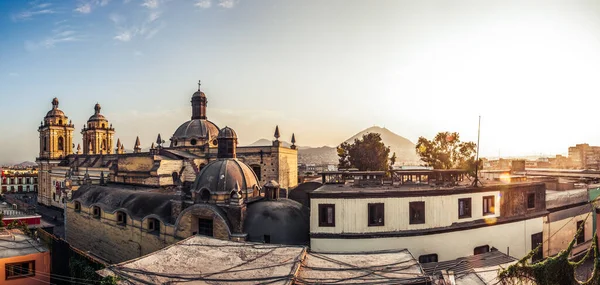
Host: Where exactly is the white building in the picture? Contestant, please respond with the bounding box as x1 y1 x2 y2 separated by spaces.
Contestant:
309 170 547 263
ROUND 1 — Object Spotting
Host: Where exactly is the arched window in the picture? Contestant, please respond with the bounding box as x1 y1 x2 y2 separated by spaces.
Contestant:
59 119 63 125
74 201 81 212
58 137 64 151
116 211 127 226
147 218 160 234
200 189 211 202
92 206 101 219
102 123 105 128
43 137 47 151
173 140 178 146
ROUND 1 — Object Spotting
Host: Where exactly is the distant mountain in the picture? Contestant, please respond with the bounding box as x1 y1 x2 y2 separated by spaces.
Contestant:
10 161 37 168
344 126 421 163
247 139 292 148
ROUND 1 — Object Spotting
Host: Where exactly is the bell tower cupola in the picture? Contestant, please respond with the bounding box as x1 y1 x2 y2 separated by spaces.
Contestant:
81 103 115 155
38 97 75 160
217 126 238 159
191 80 207 120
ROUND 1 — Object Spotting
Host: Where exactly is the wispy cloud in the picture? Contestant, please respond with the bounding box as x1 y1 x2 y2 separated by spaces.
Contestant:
141 0 159 9
111 6 166 43
12 2 57 21
148 11 161 22
25 24 83 51
195 0 211 9
218 0 237 8
74 0 111 14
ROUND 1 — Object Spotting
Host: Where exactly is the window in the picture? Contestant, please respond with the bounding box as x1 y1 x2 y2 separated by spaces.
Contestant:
474 245 490 255
458 198 472 219
58 137 64 151
419 254 438 264
92 206 101 219
199 189 211 202
577 221 585 245
148 218 160 234
531 232 543 262
74 201 81 212
116 211 127 226
5 261 35 280
251 165 261 179
483 196 495 215
368 203 384 226
264 235 271 244
198 218 213 237
527 193 535 209
318 204 335 227
190 139 197 146
409 201 425 224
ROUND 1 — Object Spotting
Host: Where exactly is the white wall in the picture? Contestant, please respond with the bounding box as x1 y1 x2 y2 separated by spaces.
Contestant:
311 191 501 234
311 217 544 262
543 212 594 257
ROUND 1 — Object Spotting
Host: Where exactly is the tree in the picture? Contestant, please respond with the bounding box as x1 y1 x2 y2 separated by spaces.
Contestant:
415 132 482 177
337 133 392 171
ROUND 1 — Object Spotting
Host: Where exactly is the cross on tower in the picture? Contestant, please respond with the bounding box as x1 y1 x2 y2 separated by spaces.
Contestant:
198 80 201 91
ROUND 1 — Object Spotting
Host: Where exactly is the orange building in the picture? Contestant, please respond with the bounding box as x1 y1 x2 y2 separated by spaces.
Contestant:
0 229 50 285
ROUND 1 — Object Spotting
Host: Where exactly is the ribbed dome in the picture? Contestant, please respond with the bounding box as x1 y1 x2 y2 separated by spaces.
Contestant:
172 119 219 140
192 90 206 98
244 199 310 245
218 126 237 139
45 97 66 118
192 159 259 194
88 103 107 122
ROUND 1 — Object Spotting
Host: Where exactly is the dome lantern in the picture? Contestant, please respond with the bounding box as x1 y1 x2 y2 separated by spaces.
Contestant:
217 126 238 159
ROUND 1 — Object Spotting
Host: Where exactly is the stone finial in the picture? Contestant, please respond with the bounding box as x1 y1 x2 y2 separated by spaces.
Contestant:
120 144 125 153
156 134 163 148
274 125 280 140
94 103 101 114
134 136 141 153
52 97 59 108
76 144 81 154
291 133 296 149
100 171 105 185
116 138 121 148
151 142 155 150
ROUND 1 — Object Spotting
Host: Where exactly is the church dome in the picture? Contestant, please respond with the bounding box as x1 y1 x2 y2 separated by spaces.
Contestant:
172 119 219 140
244 199 310 245
87 103 107 122
45 97 66 118
192 159 260 195
218 126 237 139
192 90 206 98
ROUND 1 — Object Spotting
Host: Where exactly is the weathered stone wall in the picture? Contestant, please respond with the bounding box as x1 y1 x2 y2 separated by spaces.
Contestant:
66 202 180 264
175 204 231 240
237 145 298 189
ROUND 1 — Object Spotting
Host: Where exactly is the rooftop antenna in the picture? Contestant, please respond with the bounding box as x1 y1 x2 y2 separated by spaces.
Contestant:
472 115 483 187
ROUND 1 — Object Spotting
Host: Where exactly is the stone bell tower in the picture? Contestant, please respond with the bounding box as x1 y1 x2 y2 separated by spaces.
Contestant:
81 103 115 155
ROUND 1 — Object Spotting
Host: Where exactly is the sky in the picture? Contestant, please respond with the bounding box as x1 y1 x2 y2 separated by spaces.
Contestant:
2 0 600 164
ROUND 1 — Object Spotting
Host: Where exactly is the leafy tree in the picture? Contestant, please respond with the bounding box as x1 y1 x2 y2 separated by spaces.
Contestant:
337 133 393 171
415 132 482 177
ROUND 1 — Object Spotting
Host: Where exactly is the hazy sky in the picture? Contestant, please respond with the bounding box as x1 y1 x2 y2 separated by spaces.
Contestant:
1 0 600 164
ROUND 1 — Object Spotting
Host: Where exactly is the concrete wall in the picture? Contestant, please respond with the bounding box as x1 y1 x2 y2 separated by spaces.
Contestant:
543 207 594 257
0 251 51 285
311 217 544 262
311 191 501 234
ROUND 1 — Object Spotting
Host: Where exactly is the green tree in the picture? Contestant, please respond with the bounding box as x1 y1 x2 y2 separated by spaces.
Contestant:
415 132 481 177
337 133 392 171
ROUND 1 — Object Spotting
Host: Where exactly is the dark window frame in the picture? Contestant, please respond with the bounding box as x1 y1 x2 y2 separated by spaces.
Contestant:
318 204 336 227
483 196 495 215
458 198 472 219
577 220 585 245
147 218 160 234
409 201 425 224
116 211 127 226
368 203 385 226
5 261 35 280
418 254 438 264
474 245 490 255
531 232 543 263
198 218 214 237
527 193 536 209
74 201 81 212
92 206 101 219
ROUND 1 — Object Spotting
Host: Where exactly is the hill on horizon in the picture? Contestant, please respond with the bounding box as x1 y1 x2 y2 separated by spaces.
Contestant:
249 126 422 165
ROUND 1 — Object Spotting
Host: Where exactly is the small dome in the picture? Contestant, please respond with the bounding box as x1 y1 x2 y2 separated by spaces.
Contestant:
88 103 107 122
192 159 259 194
218 126 237 140
172 119 219 140
192 90 206 98
244 199 310 245
45 97 66 118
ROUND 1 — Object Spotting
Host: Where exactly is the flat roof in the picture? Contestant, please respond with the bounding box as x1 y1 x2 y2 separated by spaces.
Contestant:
311 181 545 198
421 251 516 276
546 188 588 209
297 250 429 284
98 235 306 285
0 229 48 259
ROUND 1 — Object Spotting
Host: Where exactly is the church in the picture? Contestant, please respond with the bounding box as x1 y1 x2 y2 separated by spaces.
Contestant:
36 82 307 263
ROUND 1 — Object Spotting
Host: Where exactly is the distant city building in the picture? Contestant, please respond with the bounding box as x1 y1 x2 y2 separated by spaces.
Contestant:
1 168 38 194
568 143 600 169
